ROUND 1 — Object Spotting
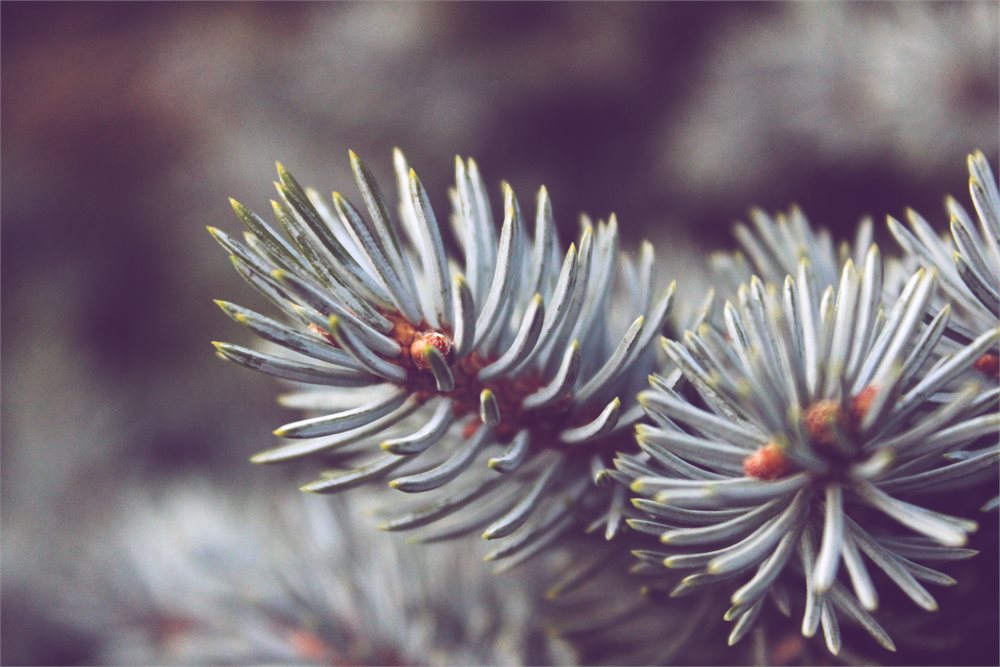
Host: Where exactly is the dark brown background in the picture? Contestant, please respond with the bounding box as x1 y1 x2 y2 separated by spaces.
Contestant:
2 2 997 664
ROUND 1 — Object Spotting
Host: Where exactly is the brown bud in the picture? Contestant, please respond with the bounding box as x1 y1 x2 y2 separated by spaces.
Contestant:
973 353 999 378
743 442 790 480
410 331 453 369
804 399 844 447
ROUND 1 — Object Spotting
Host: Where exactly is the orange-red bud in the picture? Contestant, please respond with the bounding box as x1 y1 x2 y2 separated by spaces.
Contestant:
973 353 999 378
288 630 333 662
462 419 482 439
804 399 844 447
743 443 790 480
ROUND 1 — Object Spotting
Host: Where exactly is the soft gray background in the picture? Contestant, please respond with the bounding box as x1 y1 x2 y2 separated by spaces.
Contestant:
2 2 997 664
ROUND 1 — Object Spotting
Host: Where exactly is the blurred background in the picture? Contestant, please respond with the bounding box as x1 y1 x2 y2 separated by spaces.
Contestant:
2 2 997 664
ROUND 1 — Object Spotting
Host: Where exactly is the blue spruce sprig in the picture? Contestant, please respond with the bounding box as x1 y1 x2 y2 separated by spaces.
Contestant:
614 154 1000 654
209 150 676 559
69 482 569 665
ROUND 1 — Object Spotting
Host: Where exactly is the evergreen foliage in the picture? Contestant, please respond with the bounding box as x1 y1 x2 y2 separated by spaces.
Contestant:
207 150 999 664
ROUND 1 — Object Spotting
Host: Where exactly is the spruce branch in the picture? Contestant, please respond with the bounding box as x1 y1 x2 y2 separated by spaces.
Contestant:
210 150 677 563
615 153 1000 655
69 482 570 665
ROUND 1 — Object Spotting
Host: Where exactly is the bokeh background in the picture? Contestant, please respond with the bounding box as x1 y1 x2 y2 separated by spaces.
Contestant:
2 2 998 664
